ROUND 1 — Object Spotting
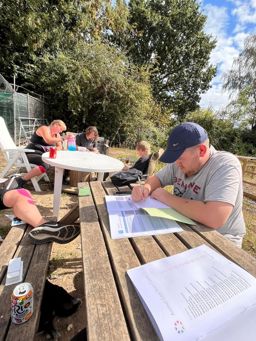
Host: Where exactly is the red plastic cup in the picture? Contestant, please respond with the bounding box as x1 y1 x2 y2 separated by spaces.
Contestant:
49 147 57 159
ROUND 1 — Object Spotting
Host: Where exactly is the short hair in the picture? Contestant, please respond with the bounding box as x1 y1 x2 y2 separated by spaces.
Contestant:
136 141 151 154
50 120 67 131
85 126 99 137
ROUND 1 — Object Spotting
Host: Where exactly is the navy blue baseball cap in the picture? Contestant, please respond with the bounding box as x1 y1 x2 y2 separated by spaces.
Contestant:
160 122 208 163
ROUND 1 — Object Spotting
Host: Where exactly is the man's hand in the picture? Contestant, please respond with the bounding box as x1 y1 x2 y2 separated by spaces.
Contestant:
131 184 150 202
151 188 171 204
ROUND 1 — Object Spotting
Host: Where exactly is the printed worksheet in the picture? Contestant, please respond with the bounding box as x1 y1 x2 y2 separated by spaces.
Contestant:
105 195 169 213
127 245 256 341
105 195 183 239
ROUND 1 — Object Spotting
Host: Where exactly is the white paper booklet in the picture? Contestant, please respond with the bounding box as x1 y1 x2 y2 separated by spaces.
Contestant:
105 195 182 239
5 257 23 286
127 245 256 341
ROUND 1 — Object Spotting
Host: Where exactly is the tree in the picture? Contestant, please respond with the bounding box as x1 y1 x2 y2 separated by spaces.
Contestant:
0 0 90 83
25 41 168 145
110 0 216 118
184 109 240 153
224 35 256 130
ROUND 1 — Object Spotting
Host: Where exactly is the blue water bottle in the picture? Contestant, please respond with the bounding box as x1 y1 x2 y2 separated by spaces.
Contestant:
67 135 76 151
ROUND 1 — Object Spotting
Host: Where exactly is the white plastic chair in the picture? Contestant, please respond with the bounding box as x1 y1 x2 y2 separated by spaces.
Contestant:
0 116 49 191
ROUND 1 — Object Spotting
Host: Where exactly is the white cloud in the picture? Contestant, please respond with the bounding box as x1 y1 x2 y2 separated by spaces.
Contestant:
233 32 249 49
203 4 229 38
200 84 230 111
232 3 256 25
199 2 250 112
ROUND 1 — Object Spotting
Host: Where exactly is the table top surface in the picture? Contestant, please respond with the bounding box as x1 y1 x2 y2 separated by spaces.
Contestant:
78 181 256 341
42 150 124 172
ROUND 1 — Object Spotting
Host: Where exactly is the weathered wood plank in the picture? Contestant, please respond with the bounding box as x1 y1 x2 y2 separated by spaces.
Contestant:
155 233 188 255
78 182 130 341
191 224 256 277
130 236 166 264
0 225 27 283
92 181 158 341
6 242 52 341
58 204 79 225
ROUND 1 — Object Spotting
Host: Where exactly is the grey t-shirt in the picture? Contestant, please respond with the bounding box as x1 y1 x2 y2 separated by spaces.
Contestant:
156 146 245 236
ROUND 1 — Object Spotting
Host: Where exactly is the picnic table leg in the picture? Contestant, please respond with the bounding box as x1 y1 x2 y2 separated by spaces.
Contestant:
97 172 104 181
53 167 64 218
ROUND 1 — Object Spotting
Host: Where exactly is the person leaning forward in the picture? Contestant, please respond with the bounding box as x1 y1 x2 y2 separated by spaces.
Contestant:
75 126 99 153
132 122 246 248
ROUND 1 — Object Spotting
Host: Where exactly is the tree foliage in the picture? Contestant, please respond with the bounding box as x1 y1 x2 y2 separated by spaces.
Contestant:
0 0 215 145
110 0 216 118
224 35 256 130
184 108 256 156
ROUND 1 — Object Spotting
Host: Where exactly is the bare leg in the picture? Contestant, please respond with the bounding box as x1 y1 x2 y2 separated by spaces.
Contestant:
3 189 46 227
22 166 44 181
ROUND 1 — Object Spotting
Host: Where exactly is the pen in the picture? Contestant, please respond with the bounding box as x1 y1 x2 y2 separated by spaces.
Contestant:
138 177 144 197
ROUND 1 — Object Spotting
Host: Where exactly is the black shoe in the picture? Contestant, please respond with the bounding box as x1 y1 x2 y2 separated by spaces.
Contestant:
28 222 80 244
6 175 27 189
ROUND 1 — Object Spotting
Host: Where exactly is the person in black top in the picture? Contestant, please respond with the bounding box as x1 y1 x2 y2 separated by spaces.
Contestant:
7 120 67 189
106 140 151 182
124 140 151 174
75 126 99 153
14 120 67 187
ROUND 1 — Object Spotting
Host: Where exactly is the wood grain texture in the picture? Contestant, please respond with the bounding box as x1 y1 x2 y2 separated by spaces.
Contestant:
6 242 52 341
191 224 256 277
0 226 52 341
78 182 130 341
79 180 256 341
0 225 27 283
95 181 158 340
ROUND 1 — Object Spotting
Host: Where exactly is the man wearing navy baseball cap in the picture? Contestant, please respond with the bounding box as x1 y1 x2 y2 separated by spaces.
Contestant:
132 122 245 247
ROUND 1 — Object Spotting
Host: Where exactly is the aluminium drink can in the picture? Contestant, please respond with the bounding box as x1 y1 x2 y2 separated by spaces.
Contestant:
11 282 33 324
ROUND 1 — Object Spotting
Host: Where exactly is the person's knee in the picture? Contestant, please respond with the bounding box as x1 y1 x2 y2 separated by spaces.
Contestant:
3 188 36 207
38 165 47 173
2 189 20 207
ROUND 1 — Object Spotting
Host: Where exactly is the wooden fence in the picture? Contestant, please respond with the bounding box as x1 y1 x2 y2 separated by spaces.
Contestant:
238 156 256 200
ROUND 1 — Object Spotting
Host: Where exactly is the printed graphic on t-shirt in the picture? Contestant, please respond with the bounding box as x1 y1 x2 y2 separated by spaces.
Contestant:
173 176 201 199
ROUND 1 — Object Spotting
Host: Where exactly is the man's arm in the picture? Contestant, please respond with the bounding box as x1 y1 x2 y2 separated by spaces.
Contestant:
131 175 161 201
151 188 233 229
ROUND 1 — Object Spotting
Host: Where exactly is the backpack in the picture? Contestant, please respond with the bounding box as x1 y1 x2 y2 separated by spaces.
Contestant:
110 168 143 187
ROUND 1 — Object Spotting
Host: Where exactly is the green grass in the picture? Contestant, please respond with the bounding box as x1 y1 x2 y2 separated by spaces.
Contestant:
109 147 256 258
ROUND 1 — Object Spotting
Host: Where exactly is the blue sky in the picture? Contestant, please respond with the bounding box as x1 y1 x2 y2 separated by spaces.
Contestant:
199 0 256 112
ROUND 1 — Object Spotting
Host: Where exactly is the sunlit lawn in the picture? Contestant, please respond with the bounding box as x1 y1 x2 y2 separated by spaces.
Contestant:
109 147 256 258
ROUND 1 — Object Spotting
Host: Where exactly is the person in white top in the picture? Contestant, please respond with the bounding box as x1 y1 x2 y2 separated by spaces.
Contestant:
132 122 246 247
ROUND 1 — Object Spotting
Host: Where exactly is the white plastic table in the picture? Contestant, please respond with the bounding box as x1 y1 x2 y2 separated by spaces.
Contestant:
42 151 124 217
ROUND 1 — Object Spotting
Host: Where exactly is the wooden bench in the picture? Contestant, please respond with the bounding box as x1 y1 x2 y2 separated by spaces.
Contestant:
78 180 256 340
0 223 52 340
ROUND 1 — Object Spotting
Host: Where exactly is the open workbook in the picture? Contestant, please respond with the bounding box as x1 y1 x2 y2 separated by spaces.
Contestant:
127 245 256 341
105 195 188 239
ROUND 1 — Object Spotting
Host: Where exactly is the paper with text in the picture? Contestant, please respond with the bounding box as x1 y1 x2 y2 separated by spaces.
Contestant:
127 244 256 341
105 195 183 239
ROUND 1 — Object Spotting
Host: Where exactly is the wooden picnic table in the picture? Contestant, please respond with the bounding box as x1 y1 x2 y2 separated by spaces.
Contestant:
78 180 256 341
0 224 52 341
0 210 78 341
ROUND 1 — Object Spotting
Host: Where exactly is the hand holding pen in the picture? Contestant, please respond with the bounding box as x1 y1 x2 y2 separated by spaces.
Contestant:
131 179 150 202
